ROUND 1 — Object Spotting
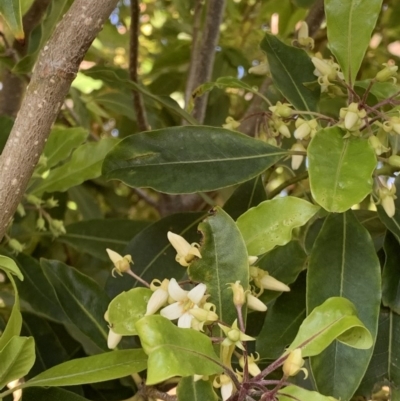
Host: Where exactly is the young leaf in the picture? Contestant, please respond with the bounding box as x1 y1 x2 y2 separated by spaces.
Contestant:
0 336 35 390
325 0 383 85
0 255 23 281
382 232 400 313
188 207 249 325
0 0 24 41
307 212 380 400
236 197 319 255
260 33 320 111
177 376 218 401
308 127 376 212
102 126 286 194
24 349 147 388
135 315 222 385
278 385 338 401
288 297 373 356
106 288 153 335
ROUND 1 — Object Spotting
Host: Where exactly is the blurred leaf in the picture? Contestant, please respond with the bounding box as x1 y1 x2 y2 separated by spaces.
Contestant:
0 255 23 280
308 127 376 212
307 212 380 400
355 80 400 101
68 186 103 220
278 385 336 401
106 288 152 336
24 349 147 388
223 175 267 220
260 33 319 111
0 0 24 40
325 0 382 84
188 207 249 325
177 376 218 401
136 315 222 385
60 219 149 261
91 92 135 120
32 138 117 196
0 336 35 389
40 259 110 352
237 197 319 255
105 212 206 299
23 388 90 401
103 126 286 194
382 232 400 313
289 297 373 356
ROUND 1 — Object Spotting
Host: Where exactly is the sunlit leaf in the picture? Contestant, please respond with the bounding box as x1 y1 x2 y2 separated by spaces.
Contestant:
177 376 218 401
278 385 338 401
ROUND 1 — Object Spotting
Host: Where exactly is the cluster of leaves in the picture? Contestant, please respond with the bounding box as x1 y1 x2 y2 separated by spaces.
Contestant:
1 0 400 401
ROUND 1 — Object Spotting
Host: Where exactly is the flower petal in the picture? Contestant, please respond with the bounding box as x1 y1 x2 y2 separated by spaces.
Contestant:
160 302 184 320
260 275 290 292
188 283 207 304
167 231 192 256
107 328 122 349
168 278 188 301
106 248 123 264
145 288 169 316
178 312 194 328
246 293 267 312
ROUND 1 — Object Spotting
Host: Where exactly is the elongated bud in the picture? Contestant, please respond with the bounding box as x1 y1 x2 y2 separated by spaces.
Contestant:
107 328 122 349
388 155 400 167
368 135 389 155
106 249 132 276
167 231 201 267
290 143 306 170
246 293 267 312
260 275 290 292
283 349 308 378
249 62 269 75
230 281 246 306
376 62 398 82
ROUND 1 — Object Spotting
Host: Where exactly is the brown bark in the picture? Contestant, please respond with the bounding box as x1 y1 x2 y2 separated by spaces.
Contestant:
0 0 119 240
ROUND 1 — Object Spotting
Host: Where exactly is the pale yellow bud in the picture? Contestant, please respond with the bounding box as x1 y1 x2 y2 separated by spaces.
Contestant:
106 249 132 276
388 155 400 167
376 62 398 82
290 143 306 170
260 275 290 292
283 349 308 378
107 328 122 349
230 281 246 306
248 62 269 75
368 135 390 155
246 293 267 312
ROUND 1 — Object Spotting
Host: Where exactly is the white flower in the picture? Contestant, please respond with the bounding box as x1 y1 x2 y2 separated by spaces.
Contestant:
167 231 202 267
106 248 132 276
213 374 234 401
378 183 397 218
107 328 122 349
145 279 169 316
160 278 207 328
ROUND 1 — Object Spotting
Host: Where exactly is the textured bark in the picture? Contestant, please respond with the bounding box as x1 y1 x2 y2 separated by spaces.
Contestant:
0 0 119 240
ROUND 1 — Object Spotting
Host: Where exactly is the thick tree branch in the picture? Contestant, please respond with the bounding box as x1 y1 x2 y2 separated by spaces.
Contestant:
305 0 325 38
0 0 119 240
129 0 148 132
192 0 226 123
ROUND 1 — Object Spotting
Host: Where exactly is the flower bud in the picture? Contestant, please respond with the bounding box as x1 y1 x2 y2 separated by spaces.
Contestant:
368 135 390 155
16 203 26 217
167 231 202 267
106 249 133 276
239 354 261 377
296 21 314 49
269 102 293 118
246 293 267 312
107 328 122 349
260 274 290 292
45 197 59 208
388 155 400 167
339 103 366 132
311 57 337 81
249 62 269 75
222 116 241 130
378 184 397 218
376 62 398 82
8 238 25 253
36 217 46 231
230 281 246 306
283 348 308 378
26 194 43 207
290 143 306 170
49 219 66 236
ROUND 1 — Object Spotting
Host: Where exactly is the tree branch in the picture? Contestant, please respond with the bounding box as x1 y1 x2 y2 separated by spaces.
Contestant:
129 0 149 132
305 0 325 37
192 0 226 123
0 0 119 241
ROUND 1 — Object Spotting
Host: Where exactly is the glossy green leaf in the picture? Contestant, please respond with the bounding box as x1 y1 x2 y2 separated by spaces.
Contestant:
0 255 23 281
260 33 319 111
135 315 222 385
0 0 24 40
382 232 400 313
0 336 35 389
257 271 306 360
177 376 218 401
289 297 373 356
307 212 380 400
308 127 376 212
60 219 149 261
40 259 110 351
23 388 90 401
325 0 383 84
237 197 319 255
43 127 88 169
106 288 152 335
102 126 286 194
32 138 117 196
223 175 266 221
188 207 249 325
24 349 147 388
278 385 337 401
105 212 206 299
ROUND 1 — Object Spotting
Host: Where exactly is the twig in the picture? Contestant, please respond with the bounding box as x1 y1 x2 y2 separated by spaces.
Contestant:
267 171 309 199
304 0 325 37
129 0 149 131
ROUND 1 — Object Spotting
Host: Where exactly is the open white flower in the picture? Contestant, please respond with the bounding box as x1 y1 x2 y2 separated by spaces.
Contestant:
167 231 202 267
213 374 234 401
160 278 207 328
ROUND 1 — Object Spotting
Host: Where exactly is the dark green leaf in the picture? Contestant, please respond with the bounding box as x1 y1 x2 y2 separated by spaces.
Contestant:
23 387 90 401
135 315 222 385
0 0 24 40
260 33 319 111
102 126 286 194
382 232 400 313
68 186 103 220
177 376 218 401
307 212 381 400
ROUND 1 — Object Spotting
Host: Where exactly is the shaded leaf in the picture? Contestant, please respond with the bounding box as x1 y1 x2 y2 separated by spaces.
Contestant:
382 232 400 313
260 33 319 111
23 387 90 401
0 0 24 40
102 126 286 194
308 127 376 212
237 197 319 255
135 315 222 385
177 376 218 401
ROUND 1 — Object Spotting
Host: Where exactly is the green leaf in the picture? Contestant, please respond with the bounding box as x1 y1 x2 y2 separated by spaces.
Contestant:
223 175 267 221
188 207 249 325
236 197 319 255
307 212 380 400
382 232 400 314
177 376 218 401
257 271 306 360
91 92 135 120
0 255 23 281
102 126 286 194
308 127 376 212
106 288 152 336
0 0 24 40
40 259 110 351
278 385 337 401
325 0 383 85
59 219 149 261
288 297 373 356
260 33 320 111
0 336 35 389
23 388 90 401
135 315 222 385
24 349 147 388
105 212 206 299
31 138 117 196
